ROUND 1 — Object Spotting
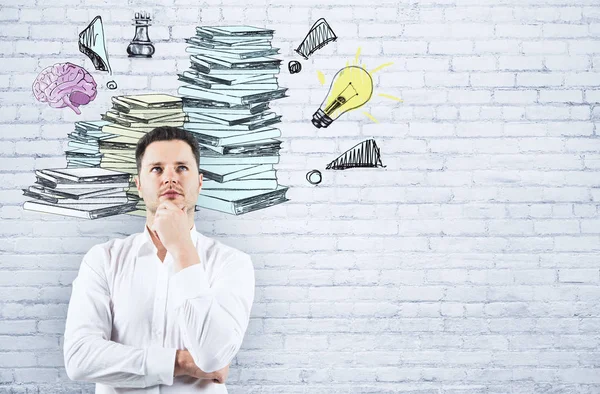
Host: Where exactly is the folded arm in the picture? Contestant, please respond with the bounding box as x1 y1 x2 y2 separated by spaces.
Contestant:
170 252 255 374
63 245 177 388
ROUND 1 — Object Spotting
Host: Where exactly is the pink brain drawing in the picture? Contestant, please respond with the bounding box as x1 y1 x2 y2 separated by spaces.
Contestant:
32 62 97 115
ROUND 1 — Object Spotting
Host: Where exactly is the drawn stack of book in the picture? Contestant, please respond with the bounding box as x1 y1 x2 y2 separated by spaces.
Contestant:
22 94 186 219
22 167 137 219
178 25 289 215
98 94 185 215
66 120 112 169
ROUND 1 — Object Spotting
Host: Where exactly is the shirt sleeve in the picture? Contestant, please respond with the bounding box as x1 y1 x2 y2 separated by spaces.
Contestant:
170 251 255 373
63 245 178 388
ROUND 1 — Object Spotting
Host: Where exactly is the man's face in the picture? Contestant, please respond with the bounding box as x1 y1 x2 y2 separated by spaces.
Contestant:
134 140 202 215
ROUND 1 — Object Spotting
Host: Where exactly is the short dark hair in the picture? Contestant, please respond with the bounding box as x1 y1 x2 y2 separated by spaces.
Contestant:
135 126 200 174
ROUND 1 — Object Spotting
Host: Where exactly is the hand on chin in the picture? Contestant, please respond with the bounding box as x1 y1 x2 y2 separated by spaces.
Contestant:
151 199 191 254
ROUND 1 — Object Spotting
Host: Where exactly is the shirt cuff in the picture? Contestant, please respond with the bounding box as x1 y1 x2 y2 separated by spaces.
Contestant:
170 263 211 310
145 346 177 387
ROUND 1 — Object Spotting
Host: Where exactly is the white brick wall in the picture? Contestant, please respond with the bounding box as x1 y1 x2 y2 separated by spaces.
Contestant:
1 0 600 392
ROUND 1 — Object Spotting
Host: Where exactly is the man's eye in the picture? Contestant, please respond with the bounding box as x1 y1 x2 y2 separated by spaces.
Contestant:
151 167 161 172
178 166 188 170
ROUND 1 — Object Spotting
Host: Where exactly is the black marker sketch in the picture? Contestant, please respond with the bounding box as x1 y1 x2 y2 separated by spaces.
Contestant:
24 25 291 218
312 47 398 127
103 94 184 131
22 168 136 219
295 18 337 60
23 94 187 219
306 169 322 185
99 94 184 215
179 25 289 215
79 16 112 74
106 80 117 90
326 139 385 170
197 186 289 215
288 60 301 74
32 63 97 115
127 11 155 58
66 120 110 168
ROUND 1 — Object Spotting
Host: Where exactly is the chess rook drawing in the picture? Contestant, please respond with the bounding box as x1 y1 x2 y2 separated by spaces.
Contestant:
178 25 289 215
295 18 337 60
326 139 385 170
32 63 97 115
127 11 155 58
79 16 112 74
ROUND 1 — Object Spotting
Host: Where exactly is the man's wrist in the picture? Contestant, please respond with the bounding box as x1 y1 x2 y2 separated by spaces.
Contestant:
173 245 200 272
171 241 196 260
174 350 187 376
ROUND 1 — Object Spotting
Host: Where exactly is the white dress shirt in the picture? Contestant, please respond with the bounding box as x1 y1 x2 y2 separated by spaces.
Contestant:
63 224 255 393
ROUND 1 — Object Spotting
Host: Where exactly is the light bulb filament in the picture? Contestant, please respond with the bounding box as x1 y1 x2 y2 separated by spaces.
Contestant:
324 83 358 115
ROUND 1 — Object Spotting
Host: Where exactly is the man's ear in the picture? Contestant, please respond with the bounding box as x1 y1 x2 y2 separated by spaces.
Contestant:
134 175 143 198
198 173 203 193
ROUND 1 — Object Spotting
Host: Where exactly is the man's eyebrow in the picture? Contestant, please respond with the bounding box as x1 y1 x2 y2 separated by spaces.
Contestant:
146 161 191 167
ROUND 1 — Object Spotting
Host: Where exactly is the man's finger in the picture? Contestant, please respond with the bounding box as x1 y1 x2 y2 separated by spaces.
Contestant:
159 200 186 213
161 199 180 208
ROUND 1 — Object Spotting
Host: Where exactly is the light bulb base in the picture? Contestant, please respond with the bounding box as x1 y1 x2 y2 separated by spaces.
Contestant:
312 108 333 128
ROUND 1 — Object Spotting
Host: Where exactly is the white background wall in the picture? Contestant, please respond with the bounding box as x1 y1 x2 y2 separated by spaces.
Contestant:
1 0 600 392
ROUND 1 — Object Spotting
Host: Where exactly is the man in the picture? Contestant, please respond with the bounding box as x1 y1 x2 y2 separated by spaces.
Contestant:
63 126 255 393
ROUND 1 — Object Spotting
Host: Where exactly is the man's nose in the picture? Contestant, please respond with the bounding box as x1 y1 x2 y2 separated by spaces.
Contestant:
162 167 179 184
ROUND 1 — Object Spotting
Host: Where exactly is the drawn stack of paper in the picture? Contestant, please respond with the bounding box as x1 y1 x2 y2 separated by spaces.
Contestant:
66 120 113 168
99 94 185 216
179 25 289 215
22 168 137 219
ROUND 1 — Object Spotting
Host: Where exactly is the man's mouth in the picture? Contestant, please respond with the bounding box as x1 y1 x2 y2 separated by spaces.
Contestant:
161 191 181 197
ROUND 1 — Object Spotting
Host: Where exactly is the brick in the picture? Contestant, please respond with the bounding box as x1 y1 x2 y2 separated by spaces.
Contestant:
539 89 584 103
474 40 520 54
516 72 564 87
403 23 450 38
448 90 492 103
405 57 449 71
565 72 600 86
0 24 28 38
424 72 469 87
382 40 427 55
471 72 515 87
13 368 58 383
558 269 600 283
545 55 591 71
496 24 543 38
543 23 589 38
453 56 496 71
499 55 544 70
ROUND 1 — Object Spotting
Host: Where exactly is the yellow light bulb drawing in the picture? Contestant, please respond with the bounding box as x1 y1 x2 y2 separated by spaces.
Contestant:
312 65 373 128
311 47 402 127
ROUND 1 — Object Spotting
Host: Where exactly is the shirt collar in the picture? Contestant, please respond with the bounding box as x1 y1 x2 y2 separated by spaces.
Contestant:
136 222 199 256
